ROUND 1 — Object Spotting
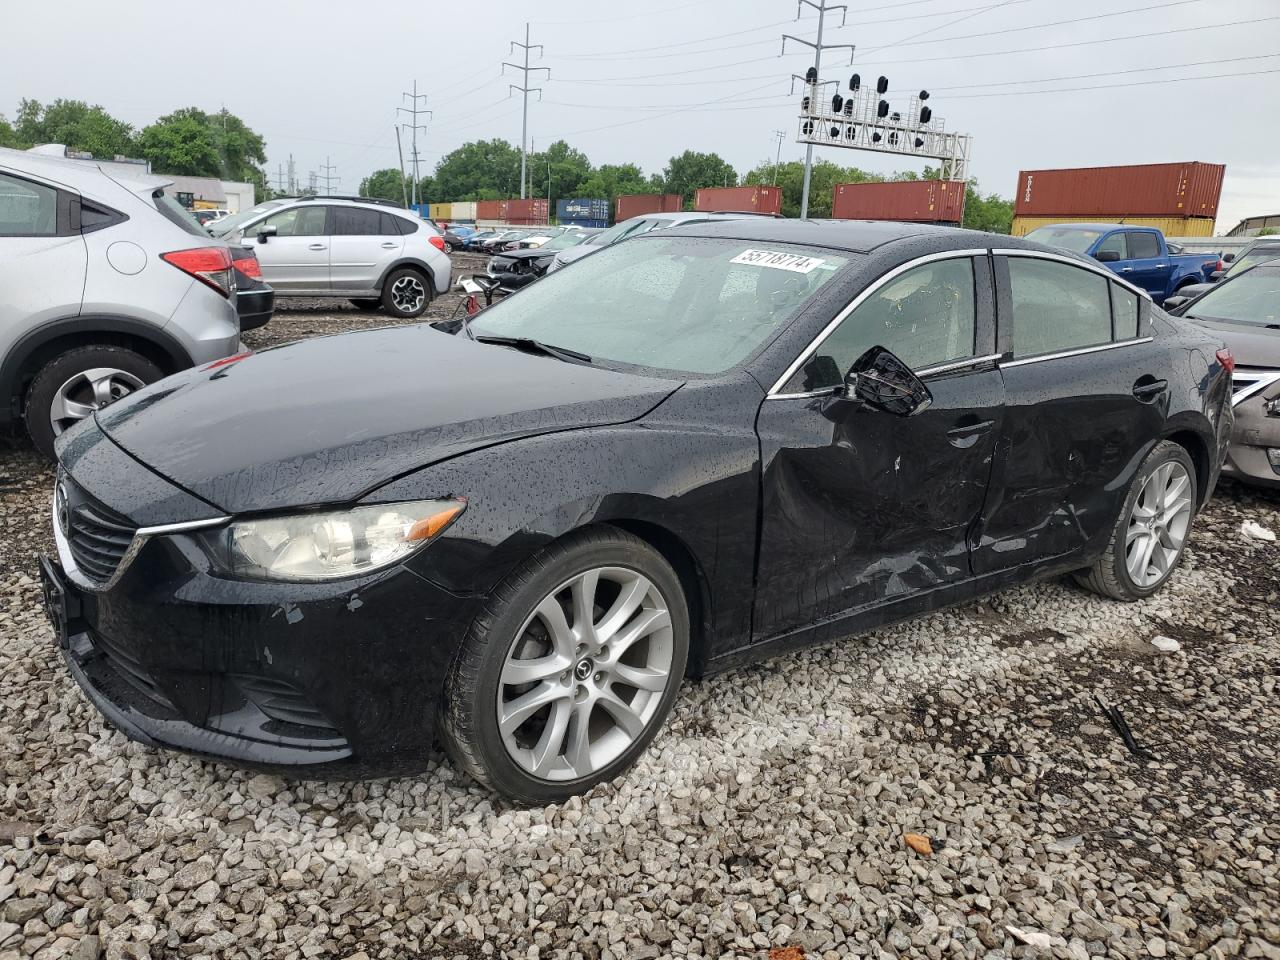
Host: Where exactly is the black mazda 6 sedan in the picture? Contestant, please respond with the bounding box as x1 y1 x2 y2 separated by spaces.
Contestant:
41 219 1234 803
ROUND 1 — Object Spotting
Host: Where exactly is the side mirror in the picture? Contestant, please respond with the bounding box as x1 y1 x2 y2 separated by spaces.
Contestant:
1223 253 1236 263
256 224 278 243
1163 295 1190 312
1094 250 1121 263
845 346 932 417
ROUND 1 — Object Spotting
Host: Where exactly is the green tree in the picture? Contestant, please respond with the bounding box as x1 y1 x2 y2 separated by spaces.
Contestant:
14 98 134 157
743 158 881 218
208 107 267 183
432 139 523 201
0 114 21 148
662 150 737 206
136 107 266 187
961 180 1014 234
577 163 654 212
360 168 407 203
527 140 593 208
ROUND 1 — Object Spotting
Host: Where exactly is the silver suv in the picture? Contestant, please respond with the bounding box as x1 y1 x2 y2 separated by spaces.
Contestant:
1 146 241 458
212 197 451 318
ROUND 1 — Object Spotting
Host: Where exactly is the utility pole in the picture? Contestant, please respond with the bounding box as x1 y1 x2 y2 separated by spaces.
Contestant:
783 0 853 218
398 81 433 210
503 23 550 200
275 162 287 194
320 157 338 196
394 125 410 208
287 154 297 195
771 130 786 185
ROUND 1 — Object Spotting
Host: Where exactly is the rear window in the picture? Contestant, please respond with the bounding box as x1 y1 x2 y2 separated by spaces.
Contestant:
152 190 209 238
1023 227 1104 255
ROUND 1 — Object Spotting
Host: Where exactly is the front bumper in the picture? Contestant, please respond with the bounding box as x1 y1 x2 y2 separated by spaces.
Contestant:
1223 378 1280 488
45 488 479 777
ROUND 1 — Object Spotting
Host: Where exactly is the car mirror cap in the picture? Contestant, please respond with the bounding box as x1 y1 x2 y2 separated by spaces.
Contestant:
845 346 933 417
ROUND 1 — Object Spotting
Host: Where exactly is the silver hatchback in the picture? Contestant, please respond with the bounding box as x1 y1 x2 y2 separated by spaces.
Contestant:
0 146 241 458
212 197 452 318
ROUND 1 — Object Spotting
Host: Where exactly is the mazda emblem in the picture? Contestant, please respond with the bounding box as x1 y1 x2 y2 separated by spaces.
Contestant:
54 482 71 538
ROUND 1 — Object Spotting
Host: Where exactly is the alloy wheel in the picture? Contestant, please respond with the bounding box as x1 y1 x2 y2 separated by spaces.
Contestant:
497 566 675 781
390 276 426 314
49 367 145 436
1125 461 1193 588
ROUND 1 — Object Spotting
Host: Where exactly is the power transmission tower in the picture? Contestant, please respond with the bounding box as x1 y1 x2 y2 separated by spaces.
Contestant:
771 130 786 185
320 157 339 195
503 23 550 200
398 81 433 210
274 162 287 193
782 0 854 218
307 171 318 196
288 155 297 195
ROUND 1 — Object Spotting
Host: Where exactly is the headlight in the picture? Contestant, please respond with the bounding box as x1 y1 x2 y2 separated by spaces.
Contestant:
206 499 465 582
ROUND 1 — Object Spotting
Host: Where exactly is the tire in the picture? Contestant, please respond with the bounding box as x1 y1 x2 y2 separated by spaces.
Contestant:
440 526 689 804
1074 440 1198 601
444 241 455 254
24 345 163 460
380 268 432 319
349 298 382 311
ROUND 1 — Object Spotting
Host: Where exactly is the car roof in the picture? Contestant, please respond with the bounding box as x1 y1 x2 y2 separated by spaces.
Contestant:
663 217 1024 255
0 145 170 195
1023 222 1159 232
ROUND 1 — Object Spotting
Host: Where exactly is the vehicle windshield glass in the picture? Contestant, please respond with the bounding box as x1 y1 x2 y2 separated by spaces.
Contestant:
1023 227 1105 254
152 191 209 238
589 218 655 247
1227 245 1280 277
209 201 286 237
538 232 584 252
471 236 851 375
1183 268 1280 326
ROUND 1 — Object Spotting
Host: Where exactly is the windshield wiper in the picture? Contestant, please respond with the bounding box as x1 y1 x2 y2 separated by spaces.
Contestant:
474 335 592 364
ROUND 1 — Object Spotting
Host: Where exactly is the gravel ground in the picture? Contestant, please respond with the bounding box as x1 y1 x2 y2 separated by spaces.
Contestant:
1 285 1279 959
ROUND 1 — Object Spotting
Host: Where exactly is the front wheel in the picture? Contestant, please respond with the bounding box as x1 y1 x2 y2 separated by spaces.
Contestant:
1074 440 1197 600
380 268 431 319
440 527 689 803
444 241 455 254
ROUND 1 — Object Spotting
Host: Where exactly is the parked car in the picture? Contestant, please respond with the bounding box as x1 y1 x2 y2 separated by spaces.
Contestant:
547 211 765 273
462 230 499 252
231 247 275 332
480 230 531 252
41 219 1233 802
1172 236 1280 301
1022 223 1217 304
192 209 228 228
442 225 476 253
0 146 241 459
207 199 291 239
210 196 451 318
486 231 588 287
1167 262 1280 487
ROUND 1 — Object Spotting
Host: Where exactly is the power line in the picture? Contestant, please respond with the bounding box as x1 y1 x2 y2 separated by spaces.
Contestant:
503 22 550 199
943 65 1280 99
927 51 1280 91
861 0 1022 56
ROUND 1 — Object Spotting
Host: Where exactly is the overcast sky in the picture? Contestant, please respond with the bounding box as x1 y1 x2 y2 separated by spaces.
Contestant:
4 0 1278 228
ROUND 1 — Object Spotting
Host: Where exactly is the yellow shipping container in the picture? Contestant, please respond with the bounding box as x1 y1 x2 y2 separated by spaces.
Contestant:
429 202 453 221
1011 215 1216 238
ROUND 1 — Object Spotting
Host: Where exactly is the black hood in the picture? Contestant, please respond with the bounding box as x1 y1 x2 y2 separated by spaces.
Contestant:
1187 318 1280 367
95 325 680 514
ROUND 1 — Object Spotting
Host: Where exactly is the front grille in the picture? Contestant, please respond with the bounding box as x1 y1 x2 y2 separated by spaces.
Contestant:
1231 367 1280 406
234 675 339 735
65 494 136 585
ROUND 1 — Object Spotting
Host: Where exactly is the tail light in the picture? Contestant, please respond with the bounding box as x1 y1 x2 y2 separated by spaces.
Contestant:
161 246 234 298
466 295 480 316
202 351 253 372
428 235 446 252
1216 347 1235 375
1215 259 1226 272
232 253 262 279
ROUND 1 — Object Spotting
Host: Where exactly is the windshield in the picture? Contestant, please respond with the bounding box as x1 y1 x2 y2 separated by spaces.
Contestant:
210 200 288 237
1183 267 1280 327
1024 226 1105 254
1227 245 1280 277
542 232 586 252
471 236 850 375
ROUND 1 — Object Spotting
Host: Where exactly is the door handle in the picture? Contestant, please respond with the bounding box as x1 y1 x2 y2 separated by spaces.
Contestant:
308 243 327 251
380 242 397 249
1132 378 1168 402
946 418 995 449
1120 267 1134 273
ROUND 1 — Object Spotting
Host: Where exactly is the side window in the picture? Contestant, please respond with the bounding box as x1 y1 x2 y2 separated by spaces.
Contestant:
786 257 976 392
1008 258 1112 358
1128 231 1160 259
332 207 382 236
1096 232 1127 259
1111 284 1140 340
382 212 415 236
0 172 58 236
261 206 327 237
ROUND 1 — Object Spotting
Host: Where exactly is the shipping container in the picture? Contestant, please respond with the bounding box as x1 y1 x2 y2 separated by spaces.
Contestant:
505 198 550 224
615 193 683 221
694 185 783 216
557 198 609 223
831 179 966 223
429 202 452 221
561 218 609 229
450 201 477 222
1010 215 1217 238
476 200 505 221
1013 162 1224 219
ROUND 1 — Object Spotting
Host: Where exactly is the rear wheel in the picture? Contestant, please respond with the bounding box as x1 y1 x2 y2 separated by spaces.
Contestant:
444 241 455 254
440 527 688 803
1074 440 1197 600
25 345 162 459
380 268 431 319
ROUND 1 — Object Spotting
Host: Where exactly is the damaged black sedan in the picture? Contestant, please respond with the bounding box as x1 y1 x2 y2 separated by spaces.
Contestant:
42 220 1233 803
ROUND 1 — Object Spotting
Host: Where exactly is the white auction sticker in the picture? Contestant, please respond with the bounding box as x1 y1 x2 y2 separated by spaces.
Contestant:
730 249 825 274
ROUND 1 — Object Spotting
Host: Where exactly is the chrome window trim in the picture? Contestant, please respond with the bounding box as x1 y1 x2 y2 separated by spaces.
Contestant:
766 248 990 397
1001 337 1153 368
992 247 1153 301
52 498 228 594
915 353 1005 378
1231 368 1280 407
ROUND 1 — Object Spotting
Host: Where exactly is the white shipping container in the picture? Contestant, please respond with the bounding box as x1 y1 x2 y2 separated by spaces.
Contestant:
450 202 477 222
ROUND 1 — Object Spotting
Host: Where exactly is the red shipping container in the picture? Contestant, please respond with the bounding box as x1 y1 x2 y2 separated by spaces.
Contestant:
615 193 683 221
476 200 504 221
694 186 782 215
1013 162 1224 219
505 198 550 224
832 180 966 223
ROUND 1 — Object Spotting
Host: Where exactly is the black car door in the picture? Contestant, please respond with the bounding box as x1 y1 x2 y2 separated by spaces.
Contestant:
753 252 1004 642
972 252 1164 574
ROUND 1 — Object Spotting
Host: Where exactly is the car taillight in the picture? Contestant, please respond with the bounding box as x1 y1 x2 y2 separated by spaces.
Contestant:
466 295 480 316
1216 348 1235 374
1215 259 1226 272
232 254 262 279
161 246 234 298
202 351 253 371
428 235 446 252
